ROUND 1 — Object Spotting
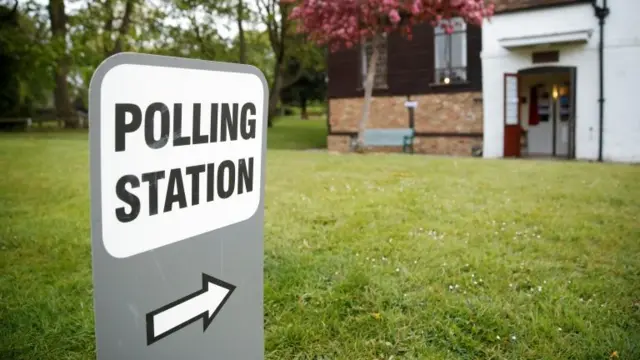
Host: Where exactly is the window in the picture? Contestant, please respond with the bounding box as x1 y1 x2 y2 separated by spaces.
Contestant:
434 17 467 85
360 35 388 89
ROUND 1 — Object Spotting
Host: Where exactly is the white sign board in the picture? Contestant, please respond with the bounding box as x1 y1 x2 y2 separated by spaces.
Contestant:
100 60 264 258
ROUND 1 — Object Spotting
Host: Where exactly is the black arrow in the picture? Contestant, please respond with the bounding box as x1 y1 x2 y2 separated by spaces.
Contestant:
145 273 236 346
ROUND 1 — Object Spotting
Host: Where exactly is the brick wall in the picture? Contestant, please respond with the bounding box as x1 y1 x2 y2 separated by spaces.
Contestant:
414 136 483 156
327 135 352 153
328 92 483 156
329 96 410 131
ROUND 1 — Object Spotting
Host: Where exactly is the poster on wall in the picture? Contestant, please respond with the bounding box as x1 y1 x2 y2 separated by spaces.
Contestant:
505 76 519 126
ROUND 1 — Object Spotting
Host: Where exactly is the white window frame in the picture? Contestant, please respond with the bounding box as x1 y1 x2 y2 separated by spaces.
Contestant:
433 17 468 85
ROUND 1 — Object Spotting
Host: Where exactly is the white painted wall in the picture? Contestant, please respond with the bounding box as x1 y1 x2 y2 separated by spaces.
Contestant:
480 0 640 163
599 0 640 162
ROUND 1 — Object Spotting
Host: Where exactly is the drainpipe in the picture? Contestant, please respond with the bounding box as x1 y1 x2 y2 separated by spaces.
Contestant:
593 0 610 162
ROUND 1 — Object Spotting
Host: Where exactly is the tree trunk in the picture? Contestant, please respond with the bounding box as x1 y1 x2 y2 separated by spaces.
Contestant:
300 93 308 120
356 35 381 151
48 0 75 128
102 0 114 55
236 0 247 64
110 0 135 56
268 63 285 127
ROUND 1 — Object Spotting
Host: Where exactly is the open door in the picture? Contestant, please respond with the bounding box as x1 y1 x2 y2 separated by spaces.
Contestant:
503 73 521 157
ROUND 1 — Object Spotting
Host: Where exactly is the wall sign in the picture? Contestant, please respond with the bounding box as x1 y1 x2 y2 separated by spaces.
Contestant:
404 101 418 108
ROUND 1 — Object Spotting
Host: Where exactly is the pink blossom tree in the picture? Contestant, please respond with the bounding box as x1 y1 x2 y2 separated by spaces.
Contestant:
285 0 495 150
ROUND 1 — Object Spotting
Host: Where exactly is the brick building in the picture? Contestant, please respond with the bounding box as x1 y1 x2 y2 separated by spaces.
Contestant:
326 0 640 163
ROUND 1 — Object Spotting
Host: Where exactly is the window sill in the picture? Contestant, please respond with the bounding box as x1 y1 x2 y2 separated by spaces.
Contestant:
357 85 389 91
429 81 471 88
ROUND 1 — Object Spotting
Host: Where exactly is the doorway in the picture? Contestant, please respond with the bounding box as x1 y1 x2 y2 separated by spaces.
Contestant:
502 66 577 159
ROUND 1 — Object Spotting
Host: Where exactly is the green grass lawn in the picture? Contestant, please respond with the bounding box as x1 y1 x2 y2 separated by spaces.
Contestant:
1 119 640 360
267 115 327 150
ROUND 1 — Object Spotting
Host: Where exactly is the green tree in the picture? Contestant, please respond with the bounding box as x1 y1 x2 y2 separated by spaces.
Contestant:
0 0 56 117
0 1 23 117
255 0 325 126
229 29 274 80
48 0 75 127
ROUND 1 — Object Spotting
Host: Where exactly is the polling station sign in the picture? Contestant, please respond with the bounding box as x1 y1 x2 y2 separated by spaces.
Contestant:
89 53 267 359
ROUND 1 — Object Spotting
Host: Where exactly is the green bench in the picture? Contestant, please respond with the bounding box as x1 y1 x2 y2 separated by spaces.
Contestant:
0 117 32 131
355 128 415 154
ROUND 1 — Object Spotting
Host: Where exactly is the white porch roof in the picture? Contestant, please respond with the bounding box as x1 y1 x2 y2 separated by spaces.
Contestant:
498 29 594 49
